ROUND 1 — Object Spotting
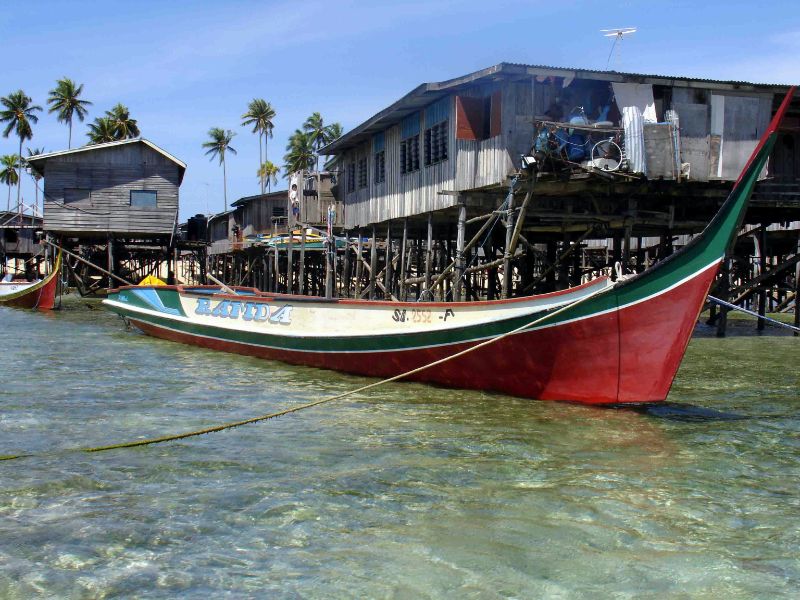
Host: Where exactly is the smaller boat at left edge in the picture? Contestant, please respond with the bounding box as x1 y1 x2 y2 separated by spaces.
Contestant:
0 250 62 310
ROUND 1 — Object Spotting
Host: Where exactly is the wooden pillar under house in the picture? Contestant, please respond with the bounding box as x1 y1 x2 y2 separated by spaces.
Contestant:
383 221 392 300
454 197 467 302
342 229 351 298
369 225 378 300
106 237 114 289
758 226 767 332
795 231 800 337
424 213 433 300
298 228 307 295
287 235 294 294
716 258 730 338
354 232 363 298
501 192 515 299
399 219 408 301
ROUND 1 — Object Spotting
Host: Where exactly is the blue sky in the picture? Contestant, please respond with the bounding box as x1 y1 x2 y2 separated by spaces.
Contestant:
1 0 799 218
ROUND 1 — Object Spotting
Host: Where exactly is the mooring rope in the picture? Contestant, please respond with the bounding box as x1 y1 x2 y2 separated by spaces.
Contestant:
708 295 800 333
0 283 611 462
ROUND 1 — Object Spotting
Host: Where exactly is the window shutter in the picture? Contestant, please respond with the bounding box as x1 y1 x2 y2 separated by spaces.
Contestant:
490 91 502 138
456 96 483 140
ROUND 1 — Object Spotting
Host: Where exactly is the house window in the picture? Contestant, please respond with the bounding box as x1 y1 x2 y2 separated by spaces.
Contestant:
347 162 356 193
400 135 420 174
424 120 448 166
358 157 368 188
64 188 90 204
374 150 386 183
455 91 501 141
130 190 157 208
272 206 287 218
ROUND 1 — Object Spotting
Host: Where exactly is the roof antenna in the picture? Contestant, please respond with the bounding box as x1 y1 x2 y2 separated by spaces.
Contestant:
601 28 636 70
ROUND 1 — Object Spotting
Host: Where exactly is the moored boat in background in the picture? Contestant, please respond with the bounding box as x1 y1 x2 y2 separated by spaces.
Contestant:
102 89 795 405
0 250 61 311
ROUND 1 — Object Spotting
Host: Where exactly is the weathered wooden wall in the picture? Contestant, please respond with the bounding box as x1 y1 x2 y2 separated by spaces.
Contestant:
340 80 534 229
43 144 180 236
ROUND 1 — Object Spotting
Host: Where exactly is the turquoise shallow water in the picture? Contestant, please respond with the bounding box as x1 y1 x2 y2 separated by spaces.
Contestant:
1 300 798 598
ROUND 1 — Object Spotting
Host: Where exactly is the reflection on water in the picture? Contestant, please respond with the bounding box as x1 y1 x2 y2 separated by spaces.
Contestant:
1 300 798 597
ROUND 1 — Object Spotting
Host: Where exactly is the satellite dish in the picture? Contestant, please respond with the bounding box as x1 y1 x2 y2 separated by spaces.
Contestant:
601 28 637 70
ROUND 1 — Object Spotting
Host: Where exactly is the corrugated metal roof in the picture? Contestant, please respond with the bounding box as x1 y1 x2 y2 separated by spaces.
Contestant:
26 138 187 183
321 62 794 155
230 191 287 207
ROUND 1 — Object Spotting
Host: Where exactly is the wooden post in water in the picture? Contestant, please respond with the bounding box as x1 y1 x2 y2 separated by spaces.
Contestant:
107 236 114 288
758 225 767 332
501 192 515 299
454 197 466 301
298 228 307 295
399 218 408 300
795 232 800 337
287 234 294 294
342 229 351 298
716 258 730 338
369 225 378 300
383 220 392 300
424 213 433 300
273 246 280 293
355 232 363 298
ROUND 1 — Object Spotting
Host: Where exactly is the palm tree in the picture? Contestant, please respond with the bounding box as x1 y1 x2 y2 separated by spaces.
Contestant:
105 103 140 139
26 147 44 213
0 154 20 212
0 90 42 214
202 127 237 210
326 122 343 142
303 114 344 173
47 77 92 149
87 117 118 144
241 99 276 194
303 113 326 174
283 129 315 175
256 160 280 192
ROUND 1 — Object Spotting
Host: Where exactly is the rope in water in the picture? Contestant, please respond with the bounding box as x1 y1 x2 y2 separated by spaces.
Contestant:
0 283 611 463
708 295 800 333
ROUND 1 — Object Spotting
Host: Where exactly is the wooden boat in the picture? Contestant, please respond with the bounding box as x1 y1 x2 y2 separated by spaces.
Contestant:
0 250 61 310
103 90 795 405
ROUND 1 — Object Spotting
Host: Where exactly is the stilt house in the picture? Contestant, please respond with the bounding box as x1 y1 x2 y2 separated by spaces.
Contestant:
322 63 799 235
26 139 185 239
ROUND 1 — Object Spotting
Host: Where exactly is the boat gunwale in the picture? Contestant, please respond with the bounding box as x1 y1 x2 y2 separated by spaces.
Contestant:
109 275 612 308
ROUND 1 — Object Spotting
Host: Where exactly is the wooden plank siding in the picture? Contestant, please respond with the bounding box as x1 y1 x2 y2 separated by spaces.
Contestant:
42 144 180 236
341 80 534 229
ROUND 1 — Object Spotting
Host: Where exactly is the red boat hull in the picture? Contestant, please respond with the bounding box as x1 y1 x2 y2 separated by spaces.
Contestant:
129 261 718 405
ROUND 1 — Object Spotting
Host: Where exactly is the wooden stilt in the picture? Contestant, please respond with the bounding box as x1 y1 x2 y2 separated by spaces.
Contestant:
758 225 767 332
454 197 467 302
355 232 363 298
424 213 433 299
501 191 515 299
107 236 114 288
399 218 408 300
369 225 378 300
714 258 729 337
795 232 800 337
287 235 294 294
383 221 392 300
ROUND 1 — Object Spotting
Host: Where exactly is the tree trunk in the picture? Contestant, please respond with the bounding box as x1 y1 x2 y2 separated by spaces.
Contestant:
16 137 23 213
258 131 264 194
68 118 72 149
222 156 228 211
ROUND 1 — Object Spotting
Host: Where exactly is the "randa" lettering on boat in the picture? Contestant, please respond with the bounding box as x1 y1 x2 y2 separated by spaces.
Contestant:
194 298 293 324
